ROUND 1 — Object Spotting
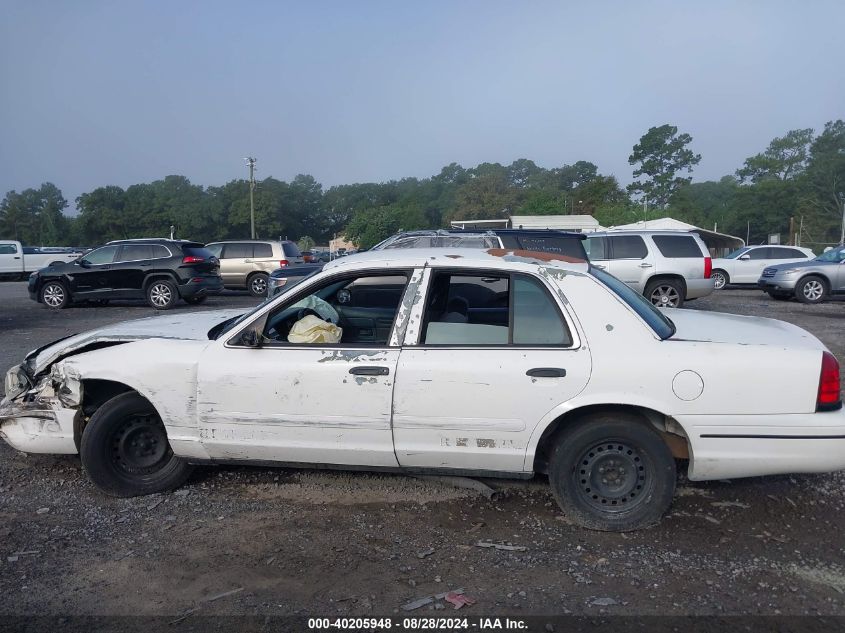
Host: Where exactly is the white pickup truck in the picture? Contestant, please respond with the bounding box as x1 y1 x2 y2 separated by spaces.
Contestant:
0 240 83 279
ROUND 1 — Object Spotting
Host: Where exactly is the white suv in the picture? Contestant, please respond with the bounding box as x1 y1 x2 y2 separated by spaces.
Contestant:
585 230 714 308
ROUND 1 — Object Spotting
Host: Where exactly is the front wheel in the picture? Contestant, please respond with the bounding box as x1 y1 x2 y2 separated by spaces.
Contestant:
40 281 70 309
548 414 677 531
146 279 178 310
711 270 728 290
795 276 827 304
80 392 193 497
645 279 685 308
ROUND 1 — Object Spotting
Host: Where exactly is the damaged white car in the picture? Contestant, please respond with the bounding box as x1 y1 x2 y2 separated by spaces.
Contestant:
2 249 844 531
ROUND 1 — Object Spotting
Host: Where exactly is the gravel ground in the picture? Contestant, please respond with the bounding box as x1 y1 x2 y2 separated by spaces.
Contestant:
1 281 844 618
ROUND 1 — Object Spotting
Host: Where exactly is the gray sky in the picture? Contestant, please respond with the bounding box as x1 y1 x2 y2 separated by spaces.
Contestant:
1 0 843 210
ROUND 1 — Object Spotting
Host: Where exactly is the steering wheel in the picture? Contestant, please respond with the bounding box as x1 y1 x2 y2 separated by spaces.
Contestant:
296 307 328 322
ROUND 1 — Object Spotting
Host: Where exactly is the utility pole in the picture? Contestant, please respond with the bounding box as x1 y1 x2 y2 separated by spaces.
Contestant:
788 216 795 245
746 221 750 245
840 194 845 246
798 216 804 247
246 157 257 239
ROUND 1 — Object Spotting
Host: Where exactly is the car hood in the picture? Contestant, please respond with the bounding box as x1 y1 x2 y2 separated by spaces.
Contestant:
22 308 244 377
763 259 828 273
665 308 825 350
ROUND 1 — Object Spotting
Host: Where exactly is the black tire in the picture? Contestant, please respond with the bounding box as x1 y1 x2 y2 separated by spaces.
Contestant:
645 278 685 309
248 272 269 297
80 392 192 497
766 291 790 301
146 278 178 310
184 295 207 305
795 276 827 304
711 269 729 290
548 413 676 531
40 280 70 309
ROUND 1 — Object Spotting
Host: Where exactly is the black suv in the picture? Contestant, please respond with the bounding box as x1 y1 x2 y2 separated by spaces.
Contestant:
28 239 222 310
266 228 588 297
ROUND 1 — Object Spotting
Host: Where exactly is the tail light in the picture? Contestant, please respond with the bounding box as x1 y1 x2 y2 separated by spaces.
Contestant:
704 256 712 279
279 259 289 267
182 256 205 264
817 351 842 411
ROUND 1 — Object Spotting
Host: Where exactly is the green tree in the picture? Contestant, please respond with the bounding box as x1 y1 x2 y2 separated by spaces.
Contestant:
736 128 814 183
0 183 68 245
628 124 701 208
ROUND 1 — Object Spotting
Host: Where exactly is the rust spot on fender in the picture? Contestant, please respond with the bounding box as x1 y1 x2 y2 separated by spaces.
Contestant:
476 438 496 448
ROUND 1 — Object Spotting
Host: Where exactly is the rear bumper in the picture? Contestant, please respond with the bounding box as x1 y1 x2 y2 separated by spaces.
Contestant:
179 276 223 298
678 409 845 480
685 277 716 299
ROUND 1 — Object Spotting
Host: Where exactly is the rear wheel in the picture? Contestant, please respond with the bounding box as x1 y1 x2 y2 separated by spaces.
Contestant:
711 270 728 290
40 281 69 309
146 279 178 310
80 392 192 497
645 279 685 308
248 272 269 297
548 414 676 531
795 276 827 304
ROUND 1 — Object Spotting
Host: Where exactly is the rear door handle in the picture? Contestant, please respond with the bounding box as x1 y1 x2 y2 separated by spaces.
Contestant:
639 263 653 268
349 366 390 376
527 368 566 378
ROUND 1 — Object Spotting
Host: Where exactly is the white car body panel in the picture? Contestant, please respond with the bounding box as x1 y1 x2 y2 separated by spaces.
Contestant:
2 248 844 485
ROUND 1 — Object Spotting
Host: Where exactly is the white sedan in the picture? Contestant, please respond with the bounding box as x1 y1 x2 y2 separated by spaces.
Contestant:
2 249 843 531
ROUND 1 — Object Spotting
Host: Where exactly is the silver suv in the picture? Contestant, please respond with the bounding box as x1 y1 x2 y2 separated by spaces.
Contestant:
205 240 304 296
758 245 845 304
585 230 714 308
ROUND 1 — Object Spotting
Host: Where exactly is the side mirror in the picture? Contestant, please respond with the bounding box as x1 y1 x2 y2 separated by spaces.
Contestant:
78 259 91 268
239 328 261 348
739 254 750 261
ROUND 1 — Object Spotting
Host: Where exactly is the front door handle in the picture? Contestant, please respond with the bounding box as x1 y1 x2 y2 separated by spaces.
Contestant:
527 368 567 378
593 264 606 269
349 366 390 376
639 263 653 268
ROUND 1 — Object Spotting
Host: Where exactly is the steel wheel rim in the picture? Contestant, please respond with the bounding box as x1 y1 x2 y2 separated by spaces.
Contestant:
43 284 64 307
713 273 726 289
650 285 679 307
109 414 171 474
150 283 172 307
251 276 267 294
575 440 650 514
803 280 823 301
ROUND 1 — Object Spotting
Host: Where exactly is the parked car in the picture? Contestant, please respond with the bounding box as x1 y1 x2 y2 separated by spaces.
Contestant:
3 248 843 532
0 240 83 280
711 245 815 290
266 229 589 298
205 240 304 297
27 239 222 310
585 230 714 308
301 250 316 263
757 245 845 303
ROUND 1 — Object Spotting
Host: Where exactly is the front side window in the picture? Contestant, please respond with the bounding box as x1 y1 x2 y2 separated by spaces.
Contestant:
82 245 119 265
223 243 252 259
748 247 770 260
724 247 750 259
0 244 18 255
260 272 409 346
421 271 570 346
609 236 647 259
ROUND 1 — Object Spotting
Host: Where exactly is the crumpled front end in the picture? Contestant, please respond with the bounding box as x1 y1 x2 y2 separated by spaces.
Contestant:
0 363 81 455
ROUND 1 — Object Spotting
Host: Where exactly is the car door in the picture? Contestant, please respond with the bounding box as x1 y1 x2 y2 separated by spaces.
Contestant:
73 245 119 296
111 244 153 297
220 242 252 286
732 246 771 283
0 242 22 274
605 235 652 292
392 267 591 473
195 268 416 466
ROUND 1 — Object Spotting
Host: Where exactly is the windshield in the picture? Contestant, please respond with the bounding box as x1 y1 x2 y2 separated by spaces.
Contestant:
208 269 321 340
815 246 845 263
723 247 750 259
590 266 675 340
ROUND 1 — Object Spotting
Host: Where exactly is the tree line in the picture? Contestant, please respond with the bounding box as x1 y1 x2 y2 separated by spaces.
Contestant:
1 120 843 250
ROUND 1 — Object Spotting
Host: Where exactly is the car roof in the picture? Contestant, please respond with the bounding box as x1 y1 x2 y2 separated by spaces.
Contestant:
385 228 585 239
205 239 292 244
106 238 195 245
323 247 590 273
594 229 702 237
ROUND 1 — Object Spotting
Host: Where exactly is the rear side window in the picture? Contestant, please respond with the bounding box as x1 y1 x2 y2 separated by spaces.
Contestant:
151 245 171 259
283 242 302 257
222 243 252 259
770 247 807 259
182 245 216 260
0 244 18 255
205 244 223 258
83 245 119 265
609 236 647 259
515 236 587 260
116 244 153 262
253 243 273 258
652 235 703 258
512 276 570 345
